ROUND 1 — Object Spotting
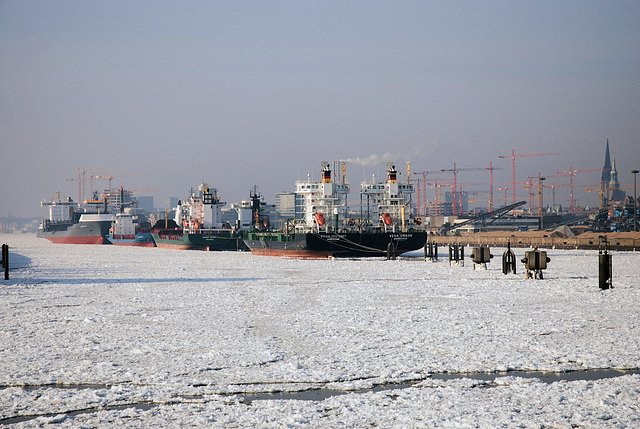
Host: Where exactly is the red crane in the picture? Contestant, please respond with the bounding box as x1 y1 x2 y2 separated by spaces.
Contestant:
439 163 488 215
485 162 504 212
549 167 603 213
413 171 428 216
498 150 560 205
497 187 509 207
426 178 453 217
413 170 445 216
67 167 109 203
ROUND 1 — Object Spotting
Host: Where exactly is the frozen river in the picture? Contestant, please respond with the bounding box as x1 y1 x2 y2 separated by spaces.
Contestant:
1 234 639 427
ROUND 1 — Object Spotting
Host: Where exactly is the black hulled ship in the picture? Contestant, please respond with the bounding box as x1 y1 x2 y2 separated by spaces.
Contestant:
243 162 427 258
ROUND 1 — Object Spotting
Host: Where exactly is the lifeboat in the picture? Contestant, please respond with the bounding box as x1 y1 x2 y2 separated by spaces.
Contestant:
315 212 326 226
382 213 393 226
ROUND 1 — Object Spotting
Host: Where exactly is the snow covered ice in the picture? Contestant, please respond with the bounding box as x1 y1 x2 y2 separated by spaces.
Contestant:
1 234 639 427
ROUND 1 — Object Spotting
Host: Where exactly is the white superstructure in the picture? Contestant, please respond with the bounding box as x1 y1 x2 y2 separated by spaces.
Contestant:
361 162 415 232
174 183 225 231
295 162 349 232
41 194 77 222
111 212 136 236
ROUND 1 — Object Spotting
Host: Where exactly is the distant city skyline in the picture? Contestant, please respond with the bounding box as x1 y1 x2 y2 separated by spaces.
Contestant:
2 1 639 217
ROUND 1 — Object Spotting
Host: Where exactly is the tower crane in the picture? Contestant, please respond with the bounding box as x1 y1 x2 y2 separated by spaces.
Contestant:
498 150 560 205
67 167 109 203
439 163 488 216
551 167 603 213
456 183 488 214
485 162 504 212
95 172 147 190
585 186 634 210
496 187 509 207
425 178 453 217
412 170 446 216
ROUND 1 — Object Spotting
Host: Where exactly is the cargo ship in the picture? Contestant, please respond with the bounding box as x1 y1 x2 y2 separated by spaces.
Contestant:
151 183 243 251
108 212 155 247
38 195 115 244
243 162 427 258
39 187 153 245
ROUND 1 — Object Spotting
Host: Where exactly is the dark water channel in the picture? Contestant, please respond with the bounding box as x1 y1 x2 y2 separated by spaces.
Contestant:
2 369 638 425
241 369 640 402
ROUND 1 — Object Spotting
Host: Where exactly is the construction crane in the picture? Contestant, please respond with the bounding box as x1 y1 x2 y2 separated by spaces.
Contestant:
585 187 606 210
551 167 603 213
413 171 428 216
485 162 504 212
439 163 488 216
67 167 109 203
467 190 490 214
95 172 147 190
426 178 453 217
498 150 560 205
497 187 509 207
413 170 446 216
585 186 634 209
546 182 600 213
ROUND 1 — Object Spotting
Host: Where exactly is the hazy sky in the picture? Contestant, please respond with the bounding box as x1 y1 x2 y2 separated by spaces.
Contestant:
2 1 639 217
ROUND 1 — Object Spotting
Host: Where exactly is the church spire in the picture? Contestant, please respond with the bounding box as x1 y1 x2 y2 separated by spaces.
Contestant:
601 138 612 184
609 156 619 188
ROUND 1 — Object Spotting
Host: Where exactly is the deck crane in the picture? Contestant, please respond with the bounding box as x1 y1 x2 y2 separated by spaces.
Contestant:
498 150 560 205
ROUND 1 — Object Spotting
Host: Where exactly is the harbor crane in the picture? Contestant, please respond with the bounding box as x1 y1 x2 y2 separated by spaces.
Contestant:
498 150 559 205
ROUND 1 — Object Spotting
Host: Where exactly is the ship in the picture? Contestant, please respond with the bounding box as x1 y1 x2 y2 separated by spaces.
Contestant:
108 212 155 247
38 187 153 245
151 183 244 251
107 187 155 247
243 162 427 258
38 194 115 244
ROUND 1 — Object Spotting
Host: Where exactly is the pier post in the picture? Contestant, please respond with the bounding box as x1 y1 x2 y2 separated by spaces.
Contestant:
386 241 396 260
599 236 612 289
470 245 493 270
502 240 516 275
448 244 464 266
424 241 438 262
521 247 550 279
1 244 8 280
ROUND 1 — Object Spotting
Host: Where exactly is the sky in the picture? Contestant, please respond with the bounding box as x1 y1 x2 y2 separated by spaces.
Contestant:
1 1 639 218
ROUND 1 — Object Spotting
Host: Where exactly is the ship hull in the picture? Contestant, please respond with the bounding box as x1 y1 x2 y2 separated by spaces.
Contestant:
152 229 243 251
109 232 156 247
244 231 427 258
38 221 113 245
